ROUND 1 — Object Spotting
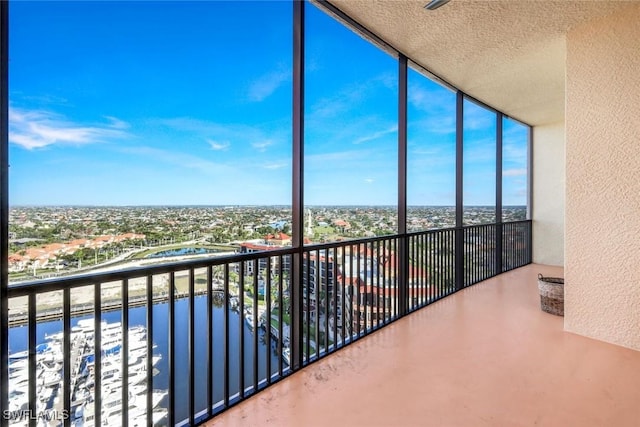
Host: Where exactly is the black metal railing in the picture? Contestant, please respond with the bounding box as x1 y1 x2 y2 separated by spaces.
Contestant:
502 220 532 272
407 228 456 311
463 223 498 287
2 221 531 427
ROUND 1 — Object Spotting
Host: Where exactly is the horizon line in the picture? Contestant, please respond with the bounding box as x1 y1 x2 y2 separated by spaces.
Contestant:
9 204 526 208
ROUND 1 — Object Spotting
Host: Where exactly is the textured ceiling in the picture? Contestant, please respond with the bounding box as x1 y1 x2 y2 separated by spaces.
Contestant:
327 0 635 126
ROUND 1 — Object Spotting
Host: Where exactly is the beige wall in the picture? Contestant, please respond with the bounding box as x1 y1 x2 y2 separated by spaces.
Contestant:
565 4 640 351
532 122 565 266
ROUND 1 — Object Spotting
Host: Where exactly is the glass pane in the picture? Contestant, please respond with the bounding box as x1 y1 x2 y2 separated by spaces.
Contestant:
463 99 496 225
407 66 456 231
8 1 292 281
304 2 398 243
502 117 528 221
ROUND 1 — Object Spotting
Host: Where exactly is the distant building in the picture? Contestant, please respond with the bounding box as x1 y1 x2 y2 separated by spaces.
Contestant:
332 219 351 233
240 242 291 276
265 232 291 246
7 233 146 272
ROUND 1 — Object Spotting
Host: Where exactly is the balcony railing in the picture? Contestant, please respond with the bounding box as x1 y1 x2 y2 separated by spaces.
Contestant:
2 220 531 427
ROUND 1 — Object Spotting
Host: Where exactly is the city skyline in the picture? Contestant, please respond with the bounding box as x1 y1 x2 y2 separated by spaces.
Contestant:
8 1 528 207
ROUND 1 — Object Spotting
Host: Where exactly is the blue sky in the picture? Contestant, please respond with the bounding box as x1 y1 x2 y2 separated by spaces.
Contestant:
8 1 527 207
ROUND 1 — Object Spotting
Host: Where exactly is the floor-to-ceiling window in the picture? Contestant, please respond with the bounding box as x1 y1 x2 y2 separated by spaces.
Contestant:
7 1 292 423
502 117 528 221
304 2 398 243
8 1 292 276
407 66 456 231
462 98 497 225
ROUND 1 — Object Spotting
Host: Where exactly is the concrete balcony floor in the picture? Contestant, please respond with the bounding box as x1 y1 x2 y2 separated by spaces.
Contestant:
207 264 640 427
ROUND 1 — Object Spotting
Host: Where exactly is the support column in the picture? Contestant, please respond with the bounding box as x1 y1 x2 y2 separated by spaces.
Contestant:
291 0 305 370
496 113 503 274
397 54 408 316
455 91 464 291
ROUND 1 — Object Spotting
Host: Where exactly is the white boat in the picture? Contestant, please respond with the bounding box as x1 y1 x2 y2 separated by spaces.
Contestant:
127 406 148 426
152 408 169 425
151 389 167 409
9 320 168 426
9 349 29 360
10 374 29 390
127 370 148 386
38 385 54 405
9 363 28 380
127 406 169 427
45 330 66 341
9 368 29 387
9 388 29 412
40 370 61 387
245 307 256 330
282 347 291 366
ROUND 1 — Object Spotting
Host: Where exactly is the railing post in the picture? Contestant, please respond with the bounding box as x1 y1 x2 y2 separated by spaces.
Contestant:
496 223 503 273
527 220 533 265
398 237 409 316
455 227 464 290
455 91 464 291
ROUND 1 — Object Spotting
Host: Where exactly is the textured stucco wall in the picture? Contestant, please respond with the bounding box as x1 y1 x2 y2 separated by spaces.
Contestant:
565 4 640 351
533 123 565 266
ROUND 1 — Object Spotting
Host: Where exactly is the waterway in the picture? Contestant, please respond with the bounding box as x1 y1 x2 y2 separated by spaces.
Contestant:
145 247 222 259
8 296 283 425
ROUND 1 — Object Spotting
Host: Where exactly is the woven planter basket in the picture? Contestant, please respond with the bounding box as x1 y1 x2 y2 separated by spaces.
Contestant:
537 273 564 316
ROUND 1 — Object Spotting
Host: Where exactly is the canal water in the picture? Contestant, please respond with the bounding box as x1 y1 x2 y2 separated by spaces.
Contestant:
145 247 223 258
8 296 283 424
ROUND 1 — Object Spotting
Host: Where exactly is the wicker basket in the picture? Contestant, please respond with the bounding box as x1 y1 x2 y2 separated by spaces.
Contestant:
537 273 564 316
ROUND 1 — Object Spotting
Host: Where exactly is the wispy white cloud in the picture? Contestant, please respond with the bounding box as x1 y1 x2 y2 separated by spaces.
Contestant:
9 107 129 150
247 68 290 102
16 93 70 106
120 146 233 175
251 141 273 152
263 161 288 170
410 147 447 156
307 73 395 121
207 139 230 151
103 116 130 130
408 84 455 113
409 115 456 135
503 168 527 177
502 129 528 164
407 84 456 135
309 89 363 120
463 100 496 131
460 134 503 165
159 117 286 153
377 72 397 91
353 125 397 145
306 112 398 155
408 149 456 169
364 178 374 184
305 149 370 164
